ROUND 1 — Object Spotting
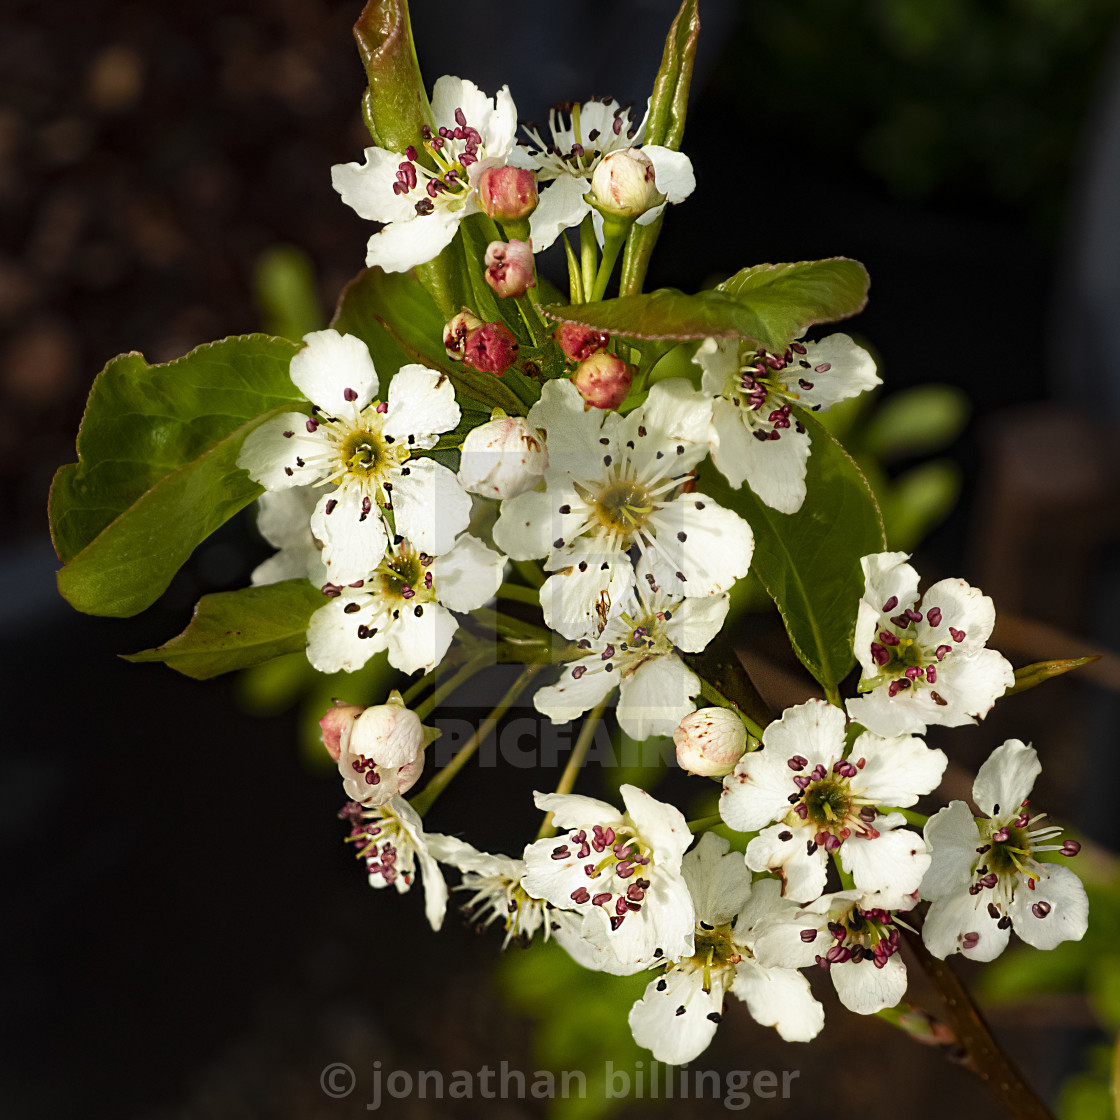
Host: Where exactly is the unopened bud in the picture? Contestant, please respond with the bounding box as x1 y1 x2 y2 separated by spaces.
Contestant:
587 148 665 220
484 239 536 299
477 165 539 221
674 707 748 777
572 349 633 409
320 701 365 761
554 322 609 362
337 691 438 806
444 307 484 360
464 321 519 376
459 415 549 499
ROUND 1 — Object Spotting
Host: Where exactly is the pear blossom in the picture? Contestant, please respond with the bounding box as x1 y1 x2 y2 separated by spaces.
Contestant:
533 583 729 741
334 691 438 807
493 377 751 641
720 700 945 904
921 739 1088 961
514 99 695 249
695 334 880 514
845 552 1015 737
628 833 824 1064
428 835 549 949
332 75 518 272
522 784 695 970
249 488 327 587
674 707 749 777
340 796 449 930
477 164 538 221
458 415 549 500
588 148 665 221
751 889 912 1015
307 532 505 675
238 329 470 586
571 349 634 410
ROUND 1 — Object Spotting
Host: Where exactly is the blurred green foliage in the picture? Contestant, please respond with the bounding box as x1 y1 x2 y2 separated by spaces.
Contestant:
732 0 1120 227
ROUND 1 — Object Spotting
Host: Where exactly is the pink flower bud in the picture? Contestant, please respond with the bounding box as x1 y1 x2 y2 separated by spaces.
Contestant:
459 415 549 499
554 323 609 362
484 239 536 299
464 321 519 376
571 349 633 409
443 307 484 360
337 691 436 806
319 702 365 761
674 708 748 777
477 165 539 221
588 148 666 219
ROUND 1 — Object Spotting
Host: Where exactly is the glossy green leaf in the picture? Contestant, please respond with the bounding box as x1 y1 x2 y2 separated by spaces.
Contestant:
124 579 326 679
715 258 870 350
50 335 302 617
700 410 886 689
620 0 700 296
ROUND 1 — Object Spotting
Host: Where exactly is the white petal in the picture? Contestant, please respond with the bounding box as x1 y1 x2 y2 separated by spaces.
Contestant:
391 458 472 556
621 378 712 468
383 365 461 447
972 739 1040 818
845 690 930 738
617 655 700 740
929 647 1015 728
760 699 847 772
660 591 730 652
695 336 737 396
533 659 617 725
831 954 907 1015
920 801 981 901
540 551 633 640
720 747 799 832
746 825 828 903
291 329 379 413
528 377 616 469
608 866 695 967
794 334 880 411
431 534 505 612
311 487 389 586
841 822 930 906
711 401 811 514
681 831 752 926
629 969 722 1065
531 790 620 831
551 909 646 976
306 595 388 673
386 600 457 676
731 960 824 1042
1009 864 1089 951
492 487 555 561
621 784 692 869
923 890 1009 962
750 909 825 970
853 731 947 806
645 494 753 597
365 208 462 274
238 413 327 490
643 145 695 204
920 577 997 653
331 147 415 224
528 174 593 250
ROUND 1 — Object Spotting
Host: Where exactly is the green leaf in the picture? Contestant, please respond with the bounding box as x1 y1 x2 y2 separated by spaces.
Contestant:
862 383 969 461
124 579 325 679
700 410 886 689
620 0 700 296
715 258 870 350
50 335 302 617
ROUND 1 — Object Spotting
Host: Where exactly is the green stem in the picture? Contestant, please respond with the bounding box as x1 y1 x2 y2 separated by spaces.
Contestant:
496 582 542 606
685 813 723 833
562 231 583 303
825 685 842 708
414 656 488 722
590 230 627 302
881 807 929 828
411 663 541 816
579 214 597 302
536 697 609 838
832 851 856 891
470 606 551 643
698 677 766 741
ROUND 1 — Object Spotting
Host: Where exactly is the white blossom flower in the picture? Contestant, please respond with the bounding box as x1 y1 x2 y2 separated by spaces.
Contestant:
695 334 880 515
921 739 1088 961
249 488 327 587
238 329 471 586
514 99 695 249
533 583 729 740
720 700 945 905
751 889 911 1015
493 377 751 641
332 75 518 272
340 797 449 930
522 784 695 970
845 552 1015 737
428 835 549 949
628 832 824 1064
336 691 438 807
458 414 548 500
307 532 505 675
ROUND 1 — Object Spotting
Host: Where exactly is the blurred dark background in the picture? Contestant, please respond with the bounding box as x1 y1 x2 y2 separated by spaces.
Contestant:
6 0 1120 1116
